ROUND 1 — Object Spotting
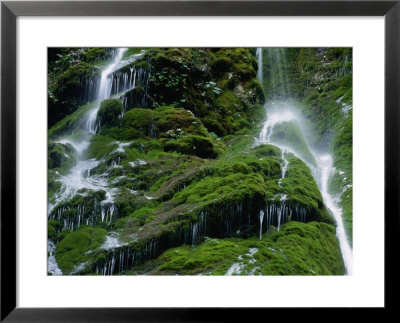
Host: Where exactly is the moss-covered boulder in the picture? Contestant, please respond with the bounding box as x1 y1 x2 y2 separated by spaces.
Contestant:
48 141 76 172
96 99 123 128
164 135 217 159
55 226 107 274
131 221 345 275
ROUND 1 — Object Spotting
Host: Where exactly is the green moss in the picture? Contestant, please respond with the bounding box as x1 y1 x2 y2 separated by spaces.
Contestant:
48 219 61 240
85 135 117 160
48 141 77 174
282 155 332 224
97 99 123 128
131 221 344 275
164 135 218 159
253 144 281 158
48 101 98 139
173 171 266 207
55 226 107 274
121 108 156 139
122 48 147 59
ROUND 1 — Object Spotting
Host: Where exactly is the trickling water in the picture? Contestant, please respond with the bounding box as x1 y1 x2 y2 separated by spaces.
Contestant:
85 48 128 134
48 48 146 273
317 155 353 275
258 107 295 144
50 49 129 208
266 48 290 98
48 240 62 275
279 148 289 187
256 48 263 82
257 103 353 274
259 210 264 240
256 49 352 274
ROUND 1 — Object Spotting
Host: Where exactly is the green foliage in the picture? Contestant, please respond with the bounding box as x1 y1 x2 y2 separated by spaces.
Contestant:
48 47 348 275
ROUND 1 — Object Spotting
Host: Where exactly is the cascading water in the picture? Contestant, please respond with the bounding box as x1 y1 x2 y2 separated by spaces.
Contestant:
50 48 128 207
256 48 263 82
317 155 353 274
255 48 353 274
265 48 290 98
86 48 128 133
48 48 143 275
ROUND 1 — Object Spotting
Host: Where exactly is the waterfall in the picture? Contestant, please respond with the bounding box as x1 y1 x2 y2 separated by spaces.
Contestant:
256 48 263 82
256 48 352 274
48 240 62 275
278 148 289 188
317 155 353 275
85 48 128 133
257 105 353 274
48 48 150 272
266 48 290 98
50 48 131 208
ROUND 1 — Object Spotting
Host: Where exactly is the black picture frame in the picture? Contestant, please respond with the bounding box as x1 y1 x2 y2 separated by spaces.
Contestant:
1 0 398 321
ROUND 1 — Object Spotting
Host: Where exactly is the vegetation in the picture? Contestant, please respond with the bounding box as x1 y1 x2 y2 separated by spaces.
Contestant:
47 47 351 275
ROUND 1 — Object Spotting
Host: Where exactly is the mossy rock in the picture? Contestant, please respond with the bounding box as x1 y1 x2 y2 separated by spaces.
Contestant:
121 108 156 139
131 221 344 275
48 141 76 173
97 99 123 128
164 135 217 159
123 87 154 110
55 226 107 274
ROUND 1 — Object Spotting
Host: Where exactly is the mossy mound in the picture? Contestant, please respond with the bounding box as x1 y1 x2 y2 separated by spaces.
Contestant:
164 135 217 159
126 221 345 275
55 226 107 274
48 141 76 173
144 48 264 137
97 99 123 128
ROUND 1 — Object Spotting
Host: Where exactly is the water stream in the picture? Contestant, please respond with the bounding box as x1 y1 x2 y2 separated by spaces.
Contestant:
256 48 353 275
48 48 132 275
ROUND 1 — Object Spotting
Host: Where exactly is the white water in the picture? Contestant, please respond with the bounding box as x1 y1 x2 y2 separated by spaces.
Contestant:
48 48 135 274
51 48 128 208
257 104 353 274
47 240 62 275
317 154 353 274
256 48 353 274
256 48 263 82
225 248 258 276
266 48 290 98
86 48 128 134
258 107 295 144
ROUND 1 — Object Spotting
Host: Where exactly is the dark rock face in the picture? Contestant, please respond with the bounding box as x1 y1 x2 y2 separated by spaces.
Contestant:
123 87 154 111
